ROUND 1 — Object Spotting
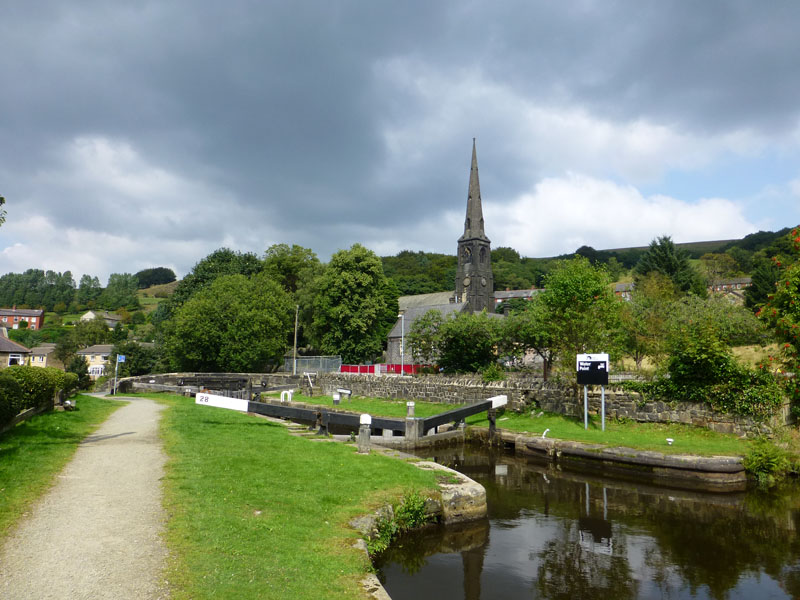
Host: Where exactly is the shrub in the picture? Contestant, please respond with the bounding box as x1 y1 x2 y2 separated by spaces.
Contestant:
367 490 433 556
0 375 23 428
481 362 506 383
3 365 65 411
66 355 92 390
744 439 793 487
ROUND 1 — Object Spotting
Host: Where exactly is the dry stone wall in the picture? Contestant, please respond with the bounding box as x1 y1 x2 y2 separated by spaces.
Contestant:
119 372 789 437
318 373 786 437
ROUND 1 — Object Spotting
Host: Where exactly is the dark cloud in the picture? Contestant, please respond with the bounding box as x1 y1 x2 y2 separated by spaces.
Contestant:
2 1 798 278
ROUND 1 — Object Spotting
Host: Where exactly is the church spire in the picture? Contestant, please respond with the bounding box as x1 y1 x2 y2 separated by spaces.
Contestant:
460 138 489 242
454 138 493 312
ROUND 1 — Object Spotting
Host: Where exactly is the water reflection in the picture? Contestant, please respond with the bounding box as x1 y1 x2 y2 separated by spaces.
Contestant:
377 445 800 600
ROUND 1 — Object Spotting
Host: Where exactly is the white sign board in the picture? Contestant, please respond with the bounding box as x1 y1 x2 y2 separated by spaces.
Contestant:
576 353 609 370
195 392 249 412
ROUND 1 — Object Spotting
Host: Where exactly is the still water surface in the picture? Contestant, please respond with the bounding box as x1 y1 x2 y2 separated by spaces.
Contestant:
377 446 800 600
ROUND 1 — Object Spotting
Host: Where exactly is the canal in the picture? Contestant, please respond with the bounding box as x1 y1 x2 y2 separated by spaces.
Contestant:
376 444 800 599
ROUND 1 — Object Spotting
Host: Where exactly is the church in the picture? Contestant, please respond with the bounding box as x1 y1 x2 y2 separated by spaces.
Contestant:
386 140 503 365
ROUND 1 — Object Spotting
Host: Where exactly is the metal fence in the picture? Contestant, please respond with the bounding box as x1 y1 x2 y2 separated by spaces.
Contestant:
282 355 342 374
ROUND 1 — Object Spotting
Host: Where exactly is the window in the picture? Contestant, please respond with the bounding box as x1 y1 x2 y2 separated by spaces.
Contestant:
8 353 22 366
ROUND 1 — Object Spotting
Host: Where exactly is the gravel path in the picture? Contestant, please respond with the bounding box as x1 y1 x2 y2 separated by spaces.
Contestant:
0 396 169 599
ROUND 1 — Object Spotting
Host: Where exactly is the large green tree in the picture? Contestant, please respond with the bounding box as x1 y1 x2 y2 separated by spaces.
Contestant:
619 272 677 369
134 267 176 288
407 309 445 365
634 235 706 295
164 273 292 372
501 300 558 378
263 244 321 295
758 226 800 401
437 311 501 372
99 273 140 310
310 244 398 363
169 248 263 310
531 256 623 368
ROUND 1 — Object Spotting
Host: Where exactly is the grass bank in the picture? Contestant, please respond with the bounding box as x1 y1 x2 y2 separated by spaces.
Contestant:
272 393 750 457
270 392 465 419
149 393 437 600
465 411 750 455
0 394 123 536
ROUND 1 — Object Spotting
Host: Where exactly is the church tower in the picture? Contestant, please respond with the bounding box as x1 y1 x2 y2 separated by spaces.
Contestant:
454 139 493 312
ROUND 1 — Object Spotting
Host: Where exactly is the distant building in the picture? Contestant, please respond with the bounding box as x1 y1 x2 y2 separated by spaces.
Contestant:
77 344 114 379
28 342 63 370
0 326 31 368
0 307 45 330
80 310 123 329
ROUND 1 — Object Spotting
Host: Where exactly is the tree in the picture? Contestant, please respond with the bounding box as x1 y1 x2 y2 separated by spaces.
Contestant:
437 311 501 372
530 256 623 370
77 274 102 307
0 195 5 227
407 309 445 365
169 248 263 310
163 273 292 372
758 226 800 401
99 273 140 310
634 236 706 295
54 317 112 364
619 272 677 369
66 355 92 390
263 244 321 295
501 300 558 379
309 244 397 363
745 257 782 310
109 341 160 377
700 252 739 285
134 267 176 288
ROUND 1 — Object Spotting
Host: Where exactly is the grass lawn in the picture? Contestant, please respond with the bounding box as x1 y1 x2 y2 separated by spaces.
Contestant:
271 392 750 457
271 392 465 419
0 395 123 536
465 411 751 456
147 393 438 600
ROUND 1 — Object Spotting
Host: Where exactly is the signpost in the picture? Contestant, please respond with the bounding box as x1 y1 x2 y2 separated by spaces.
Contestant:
576 353 609 431
113 354 126 395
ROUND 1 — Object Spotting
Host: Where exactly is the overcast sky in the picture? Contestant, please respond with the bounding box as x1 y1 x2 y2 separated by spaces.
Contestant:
2 1 800 282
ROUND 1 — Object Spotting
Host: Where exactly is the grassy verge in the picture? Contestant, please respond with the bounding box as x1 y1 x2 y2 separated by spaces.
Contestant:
270 392 464 419
270 392 749 456
148 393 437 600
0 394 123 536
465 411 749 455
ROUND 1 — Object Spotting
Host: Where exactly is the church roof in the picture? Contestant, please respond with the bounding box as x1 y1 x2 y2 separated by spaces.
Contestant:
388 303 468 339
398 291 455 310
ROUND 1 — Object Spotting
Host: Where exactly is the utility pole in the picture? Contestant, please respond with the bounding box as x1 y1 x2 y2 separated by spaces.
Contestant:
293 304 299 376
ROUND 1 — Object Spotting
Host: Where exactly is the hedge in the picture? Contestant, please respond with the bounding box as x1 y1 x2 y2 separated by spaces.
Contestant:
0 366 78 430
0 375 23 427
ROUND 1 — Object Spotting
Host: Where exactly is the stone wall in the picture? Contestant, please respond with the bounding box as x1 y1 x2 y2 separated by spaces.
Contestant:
317 373 787 437
118 371 789 437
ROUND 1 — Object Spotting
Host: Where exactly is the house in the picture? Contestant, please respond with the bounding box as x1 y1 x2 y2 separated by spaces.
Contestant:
80 310 123 329
493 288 542 310
614 282 634 301
0 327 32 368
0 307 45 330
77 344 114 379
28 342 63 370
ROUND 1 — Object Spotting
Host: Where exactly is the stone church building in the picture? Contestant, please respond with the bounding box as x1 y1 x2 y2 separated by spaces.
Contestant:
386 140 503 365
